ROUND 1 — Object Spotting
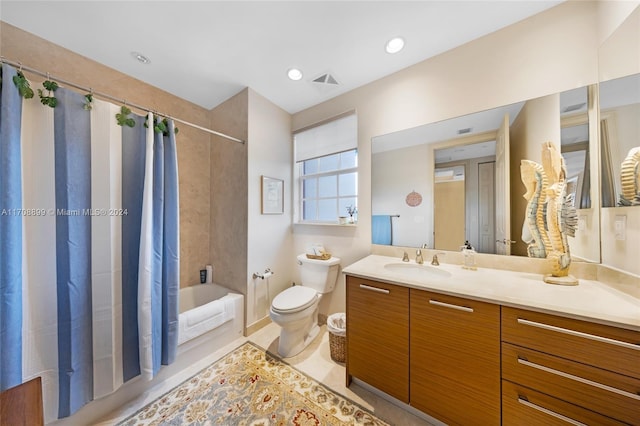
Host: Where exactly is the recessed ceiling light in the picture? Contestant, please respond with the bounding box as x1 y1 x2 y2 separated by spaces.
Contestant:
131 51 151 64
287 68 303 81
385 37 405 54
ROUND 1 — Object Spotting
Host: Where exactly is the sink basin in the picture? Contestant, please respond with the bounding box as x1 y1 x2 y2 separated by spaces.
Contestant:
384 262 452 279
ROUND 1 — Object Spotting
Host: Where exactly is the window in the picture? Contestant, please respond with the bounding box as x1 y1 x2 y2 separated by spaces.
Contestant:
294 113 358 223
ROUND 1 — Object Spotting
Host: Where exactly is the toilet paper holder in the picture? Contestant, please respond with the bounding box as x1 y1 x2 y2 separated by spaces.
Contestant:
253 268 274 280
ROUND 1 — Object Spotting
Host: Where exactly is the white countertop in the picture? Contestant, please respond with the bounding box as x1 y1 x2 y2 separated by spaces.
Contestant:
342 255 640 331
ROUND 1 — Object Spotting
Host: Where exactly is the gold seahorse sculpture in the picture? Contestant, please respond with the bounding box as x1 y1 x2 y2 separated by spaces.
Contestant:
520 142 578 285
619 146 640 206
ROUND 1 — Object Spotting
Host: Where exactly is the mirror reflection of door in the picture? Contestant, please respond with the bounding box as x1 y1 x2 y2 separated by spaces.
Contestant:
478 161 496 253
434 139 497 253
434 165 465 251
495 113 511 255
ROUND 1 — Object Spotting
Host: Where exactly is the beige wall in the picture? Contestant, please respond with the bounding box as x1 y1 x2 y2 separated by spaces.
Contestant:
292 1 601 315
597 0 640 54
598 4 640 82
208 88 295 331
246 89 294 328
509 94 561 256
0 22 212 288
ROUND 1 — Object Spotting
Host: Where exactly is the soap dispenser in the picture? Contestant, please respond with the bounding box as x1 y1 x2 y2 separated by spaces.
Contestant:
461 241 477 270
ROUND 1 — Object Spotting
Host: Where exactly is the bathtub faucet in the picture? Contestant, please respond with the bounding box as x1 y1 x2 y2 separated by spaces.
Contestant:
253 268 274 280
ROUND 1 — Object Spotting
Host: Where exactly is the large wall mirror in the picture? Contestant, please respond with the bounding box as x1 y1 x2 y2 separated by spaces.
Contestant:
599 73 640 208
372 85 599 261
595 4 639 275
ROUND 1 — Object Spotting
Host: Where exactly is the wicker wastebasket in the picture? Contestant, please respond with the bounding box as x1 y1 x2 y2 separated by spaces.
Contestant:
327 313 346 363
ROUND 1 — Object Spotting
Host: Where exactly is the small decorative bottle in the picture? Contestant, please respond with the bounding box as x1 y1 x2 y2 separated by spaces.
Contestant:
461 241 477 270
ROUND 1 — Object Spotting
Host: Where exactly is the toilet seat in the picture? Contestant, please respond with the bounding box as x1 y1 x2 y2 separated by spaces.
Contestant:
271 286 317 314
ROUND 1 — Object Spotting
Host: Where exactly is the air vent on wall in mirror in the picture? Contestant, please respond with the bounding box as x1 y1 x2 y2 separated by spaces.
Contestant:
563 103 586 113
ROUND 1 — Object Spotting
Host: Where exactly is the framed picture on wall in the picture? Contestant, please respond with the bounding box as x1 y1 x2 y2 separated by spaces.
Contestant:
261 176 284 214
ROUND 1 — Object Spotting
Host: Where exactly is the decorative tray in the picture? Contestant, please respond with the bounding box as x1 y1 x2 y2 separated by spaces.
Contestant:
306 253 332 260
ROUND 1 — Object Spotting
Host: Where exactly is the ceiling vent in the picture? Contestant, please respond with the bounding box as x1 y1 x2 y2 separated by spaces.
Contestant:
311 71 340 94
563 103 586 113
313 73 339 85
457 127 472 135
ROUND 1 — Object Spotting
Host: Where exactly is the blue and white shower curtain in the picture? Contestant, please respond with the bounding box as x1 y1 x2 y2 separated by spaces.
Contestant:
0 64 179 422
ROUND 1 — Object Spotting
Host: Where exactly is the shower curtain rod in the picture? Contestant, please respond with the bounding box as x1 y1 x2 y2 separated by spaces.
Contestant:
0 57 245 144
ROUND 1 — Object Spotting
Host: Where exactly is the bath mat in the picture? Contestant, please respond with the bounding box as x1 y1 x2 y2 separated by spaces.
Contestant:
117 341 389 425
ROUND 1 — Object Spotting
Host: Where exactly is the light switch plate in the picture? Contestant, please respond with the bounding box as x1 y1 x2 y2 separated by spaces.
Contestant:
614 215 627 240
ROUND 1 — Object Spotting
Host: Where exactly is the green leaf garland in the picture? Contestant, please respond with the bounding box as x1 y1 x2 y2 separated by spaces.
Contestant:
144 115 178 136
116 106 136 127
2 68 179 137
12 71 34 99
83 93 93 111
38 79 59 108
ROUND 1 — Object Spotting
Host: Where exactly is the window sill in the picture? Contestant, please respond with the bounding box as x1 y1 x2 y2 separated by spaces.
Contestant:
294 221 358 227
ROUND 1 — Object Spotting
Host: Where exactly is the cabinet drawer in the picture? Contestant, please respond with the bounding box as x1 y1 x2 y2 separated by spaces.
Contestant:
346 276 409 402
410 290 501 425
502 380 626 426
502 307 640 378
502 343 640 424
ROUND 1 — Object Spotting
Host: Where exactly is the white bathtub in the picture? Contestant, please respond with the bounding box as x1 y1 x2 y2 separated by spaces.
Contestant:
178 283 244 347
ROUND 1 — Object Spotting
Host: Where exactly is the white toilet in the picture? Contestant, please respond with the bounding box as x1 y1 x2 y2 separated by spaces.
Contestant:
269 253 341 357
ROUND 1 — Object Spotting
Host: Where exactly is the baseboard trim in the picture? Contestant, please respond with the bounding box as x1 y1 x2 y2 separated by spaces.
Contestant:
246 315 272 336
351 378 446 426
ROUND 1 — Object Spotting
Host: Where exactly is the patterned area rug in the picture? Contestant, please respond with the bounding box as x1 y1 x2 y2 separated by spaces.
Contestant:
118 342 389 425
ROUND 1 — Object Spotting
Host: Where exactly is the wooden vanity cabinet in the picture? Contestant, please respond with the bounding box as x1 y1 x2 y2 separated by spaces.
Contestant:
346 276 410 402
345 275 640 425
410 289 501 425
501 307 640 425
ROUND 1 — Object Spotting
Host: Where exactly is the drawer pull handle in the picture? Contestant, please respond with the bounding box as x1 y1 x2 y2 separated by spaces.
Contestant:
429 300 474 313
517 397 586 426
359 284 390 294
518 357 640 401
517 318 640 351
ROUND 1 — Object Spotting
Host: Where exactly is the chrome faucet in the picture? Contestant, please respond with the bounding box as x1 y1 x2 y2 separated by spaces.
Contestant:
416 249 424 264
431 252 445 266
402 251 410 262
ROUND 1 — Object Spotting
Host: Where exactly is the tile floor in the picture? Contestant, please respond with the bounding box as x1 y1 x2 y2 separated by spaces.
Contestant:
96 322 434 425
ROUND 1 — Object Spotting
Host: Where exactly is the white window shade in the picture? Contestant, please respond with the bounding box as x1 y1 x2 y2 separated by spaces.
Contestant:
294 114 357 162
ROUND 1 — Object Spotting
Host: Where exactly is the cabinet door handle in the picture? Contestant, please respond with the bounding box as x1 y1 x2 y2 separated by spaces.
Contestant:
517 318 640 351
429 299 473 313
359 284 390 294
517 397 586 426
517 357 640 401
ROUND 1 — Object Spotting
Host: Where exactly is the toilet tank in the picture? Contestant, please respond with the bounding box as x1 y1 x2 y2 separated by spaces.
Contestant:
297 254 341 294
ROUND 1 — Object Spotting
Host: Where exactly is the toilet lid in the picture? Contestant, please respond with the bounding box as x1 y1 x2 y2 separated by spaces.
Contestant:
272 286 317 313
